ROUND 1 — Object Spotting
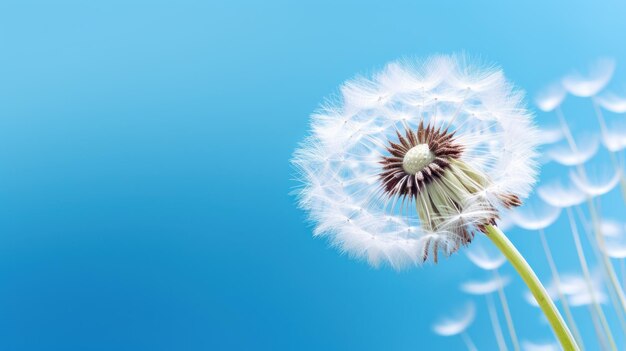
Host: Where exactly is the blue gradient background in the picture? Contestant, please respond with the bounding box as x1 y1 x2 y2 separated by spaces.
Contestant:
1 0 626 350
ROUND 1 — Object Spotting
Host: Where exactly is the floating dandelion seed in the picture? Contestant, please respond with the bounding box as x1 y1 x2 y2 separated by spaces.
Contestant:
293 54 578 350
461 275 511 295
570 162 621 197
535 82 567 112
562 58 615 97
595 91 626 113
466 240 507 270
432 301 477 336
537 179 586 208
432 301 478 351
546 135 599 167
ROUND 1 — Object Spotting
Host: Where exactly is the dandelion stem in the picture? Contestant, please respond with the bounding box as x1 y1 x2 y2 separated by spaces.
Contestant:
494 269 520 351
487 293 508 351
538 228 585 350
566 207 617 350
484 225 579 351
461 332 478 351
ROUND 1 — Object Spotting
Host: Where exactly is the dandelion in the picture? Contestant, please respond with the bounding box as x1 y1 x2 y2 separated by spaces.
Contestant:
432 301 477 351
293 55 578 350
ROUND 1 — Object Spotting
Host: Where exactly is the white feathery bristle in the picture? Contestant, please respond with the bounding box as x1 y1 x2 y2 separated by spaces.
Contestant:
432 301 476 337
293 54 538 269
557 271 607 307
562 58 616 97
570 164 621 197
536 127 564 145
535 82 567 112
460 275 511 295
465 241 506 270
600 121 626 152
546 135 599 166
595 91 626 113
605 242 626 258
600 219 623 238
537 178 586 208
510 198 561 231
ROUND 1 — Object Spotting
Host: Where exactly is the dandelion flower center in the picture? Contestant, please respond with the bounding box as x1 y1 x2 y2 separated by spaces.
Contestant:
403 144 435 175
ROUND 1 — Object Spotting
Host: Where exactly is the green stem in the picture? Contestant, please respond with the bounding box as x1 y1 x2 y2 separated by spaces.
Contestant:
538 229 585 350
484 225 579 351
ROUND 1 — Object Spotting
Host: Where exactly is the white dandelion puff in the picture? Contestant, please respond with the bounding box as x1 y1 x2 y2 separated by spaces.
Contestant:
537 178 586 208
562 58 616 97
599 219 623 238
465 239 506 270
432 301 476 336
595 91 626 113
537 127 564 145
546 135 599 166
461 275 511 295
605 242 626 259
510 199 561 231
570 163 621 197
598 120 626 152
557 272 608 307
293 54 538 269
535 82 567 112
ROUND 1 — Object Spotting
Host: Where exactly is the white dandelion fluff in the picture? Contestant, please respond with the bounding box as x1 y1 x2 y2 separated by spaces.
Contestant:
510 199 561 231
432 301 476 336
465 239 507 270
605 242 626 258
546 135 599 166
537 127 564 146
537 178 586 208
557 272 608 307
562 58 616 97
461 275 511 295
570 163 621 197
535 82 567 112
293 54 538 269
596 91 626 113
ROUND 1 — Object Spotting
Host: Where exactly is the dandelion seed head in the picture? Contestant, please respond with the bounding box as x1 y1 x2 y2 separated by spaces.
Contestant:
293 54 538 268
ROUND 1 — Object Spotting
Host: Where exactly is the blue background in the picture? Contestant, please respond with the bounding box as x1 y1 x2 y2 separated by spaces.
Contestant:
1 0 626 350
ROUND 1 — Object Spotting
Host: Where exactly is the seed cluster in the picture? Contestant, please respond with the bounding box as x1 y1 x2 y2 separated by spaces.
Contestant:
380 121 463 199
379 121 522 263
